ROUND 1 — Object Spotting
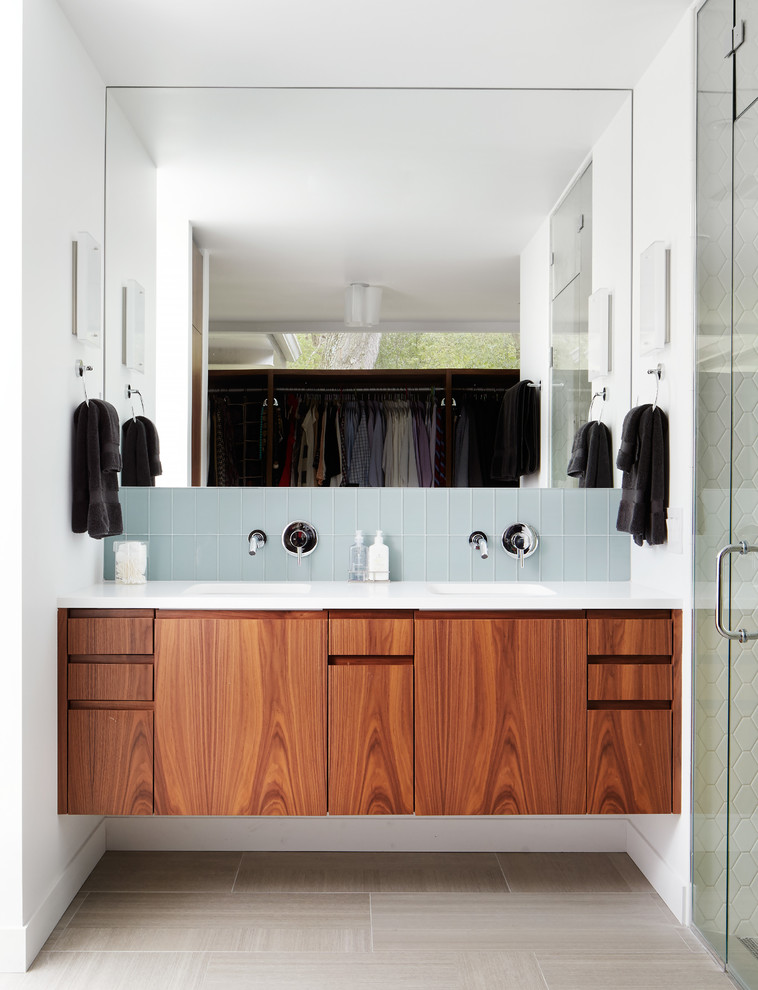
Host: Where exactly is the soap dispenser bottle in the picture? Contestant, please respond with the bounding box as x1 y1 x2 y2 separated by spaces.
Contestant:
367 530 390 582
348 530 368 582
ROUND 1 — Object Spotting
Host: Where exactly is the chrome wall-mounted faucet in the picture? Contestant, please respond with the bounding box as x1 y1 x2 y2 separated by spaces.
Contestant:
247 530 267 556
469 531 489 559
501 523 539 568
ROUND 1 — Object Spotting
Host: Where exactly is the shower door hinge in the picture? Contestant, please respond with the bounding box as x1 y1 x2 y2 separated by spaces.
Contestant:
578 213 585 232
726 20 745 58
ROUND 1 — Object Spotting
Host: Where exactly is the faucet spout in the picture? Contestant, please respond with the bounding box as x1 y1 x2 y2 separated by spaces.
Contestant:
248 530 267 556
469 531 489 560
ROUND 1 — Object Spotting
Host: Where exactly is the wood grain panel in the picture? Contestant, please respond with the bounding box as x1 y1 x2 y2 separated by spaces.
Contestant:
587 709 672 814
154 613 327 816
588 664 671 702
67 709 153 815
587 617 671 656
69 654 154 665
68 617 153 655
68 663 153 701
329 663 413 815
414 616 586 815
68 609 154 618
672 610 682 815
58 609 68 813
329 612 413 656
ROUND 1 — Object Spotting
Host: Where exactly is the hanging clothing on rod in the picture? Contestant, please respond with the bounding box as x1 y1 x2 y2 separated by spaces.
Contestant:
205 380 528 488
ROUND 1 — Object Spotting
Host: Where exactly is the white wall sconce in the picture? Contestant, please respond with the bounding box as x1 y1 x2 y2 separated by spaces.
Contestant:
344 282 382 327
122 279 145 372
71 231 102 344
640 241 669 354
588 287 612 379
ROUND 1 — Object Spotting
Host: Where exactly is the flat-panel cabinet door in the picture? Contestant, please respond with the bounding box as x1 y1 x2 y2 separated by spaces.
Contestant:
68 709 153 815
329 662 413 815
415 616 586 815
587 709 672 814
154 613 327 816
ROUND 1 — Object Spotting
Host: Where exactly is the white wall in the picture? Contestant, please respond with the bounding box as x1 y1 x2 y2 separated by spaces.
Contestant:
0 0 25 971
627 7 696 922
519 97 633 489
2 0 113 970
592 94 633 485
104 98 157 427
155 178 192 487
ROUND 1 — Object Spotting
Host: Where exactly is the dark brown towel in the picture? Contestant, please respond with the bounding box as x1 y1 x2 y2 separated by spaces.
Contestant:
616 404 650 472
568 421 613 488
616 405 669 546
137 416 162 479
121 418 152 486
490 380 540 481
72 399 123 539
121 416 162 486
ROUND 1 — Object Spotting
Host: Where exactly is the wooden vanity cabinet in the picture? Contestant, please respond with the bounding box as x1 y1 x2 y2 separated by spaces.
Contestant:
59 604 682 819
328 612 414 815
59 609 155 815
153 611 327 816
586 610 682 814
414 612 586 815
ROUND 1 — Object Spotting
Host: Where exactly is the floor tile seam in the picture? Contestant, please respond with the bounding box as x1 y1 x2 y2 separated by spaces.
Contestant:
369 892 374 952
56 892 90 935
532 953 731 970
230 852 244 893
532 952 552 990
37 948 215 956
493 852 512 892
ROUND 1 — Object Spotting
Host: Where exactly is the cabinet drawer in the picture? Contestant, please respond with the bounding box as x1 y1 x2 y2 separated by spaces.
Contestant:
588 663 671 702
68 615 154 655
329 612 413 656
588 616 671 656
68 662 153 701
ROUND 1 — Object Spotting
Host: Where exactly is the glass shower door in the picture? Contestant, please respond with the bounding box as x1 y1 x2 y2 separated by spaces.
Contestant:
721 80 758 990
694 4 758 986
693 0 733 960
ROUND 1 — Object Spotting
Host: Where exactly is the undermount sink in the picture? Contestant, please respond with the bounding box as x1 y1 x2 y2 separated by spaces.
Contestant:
183 582 311 595
427 582 555 596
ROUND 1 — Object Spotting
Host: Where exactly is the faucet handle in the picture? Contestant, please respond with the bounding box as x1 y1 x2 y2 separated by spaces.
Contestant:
501 523 539 568
282 521 318 566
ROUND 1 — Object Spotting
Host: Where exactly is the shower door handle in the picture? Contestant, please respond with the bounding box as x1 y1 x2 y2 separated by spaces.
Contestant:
715 541 758 643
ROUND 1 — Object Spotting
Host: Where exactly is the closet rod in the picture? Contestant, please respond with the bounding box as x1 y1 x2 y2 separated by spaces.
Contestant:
273 386 443 395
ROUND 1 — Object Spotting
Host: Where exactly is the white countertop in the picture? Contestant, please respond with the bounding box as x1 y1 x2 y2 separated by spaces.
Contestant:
58 580 683 611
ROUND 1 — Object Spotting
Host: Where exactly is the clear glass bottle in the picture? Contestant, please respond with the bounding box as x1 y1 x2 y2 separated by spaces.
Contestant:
348 530 368 582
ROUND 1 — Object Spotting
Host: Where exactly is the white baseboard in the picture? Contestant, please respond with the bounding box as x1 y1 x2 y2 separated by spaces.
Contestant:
106 815 628 852
625 818 690 923
0 821 106 973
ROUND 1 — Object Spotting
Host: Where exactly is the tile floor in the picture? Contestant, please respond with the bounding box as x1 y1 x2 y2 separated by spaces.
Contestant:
0 852 736 989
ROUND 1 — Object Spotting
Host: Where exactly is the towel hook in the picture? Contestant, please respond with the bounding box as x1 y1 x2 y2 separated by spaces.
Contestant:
75 360 93 406
647 364 663 411
126 384 145 421
588 387 607 423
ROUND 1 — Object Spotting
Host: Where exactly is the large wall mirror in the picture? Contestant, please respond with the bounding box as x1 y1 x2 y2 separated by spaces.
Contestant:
104 87 632 488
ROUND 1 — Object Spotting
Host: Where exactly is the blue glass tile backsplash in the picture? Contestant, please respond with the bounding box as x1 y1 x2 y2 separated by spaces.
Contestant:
105 487 630 583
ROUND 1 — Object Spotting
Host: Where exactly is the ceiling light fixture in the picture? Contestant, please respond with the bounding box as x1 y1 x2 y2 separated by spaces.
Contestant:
344 282 382 328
